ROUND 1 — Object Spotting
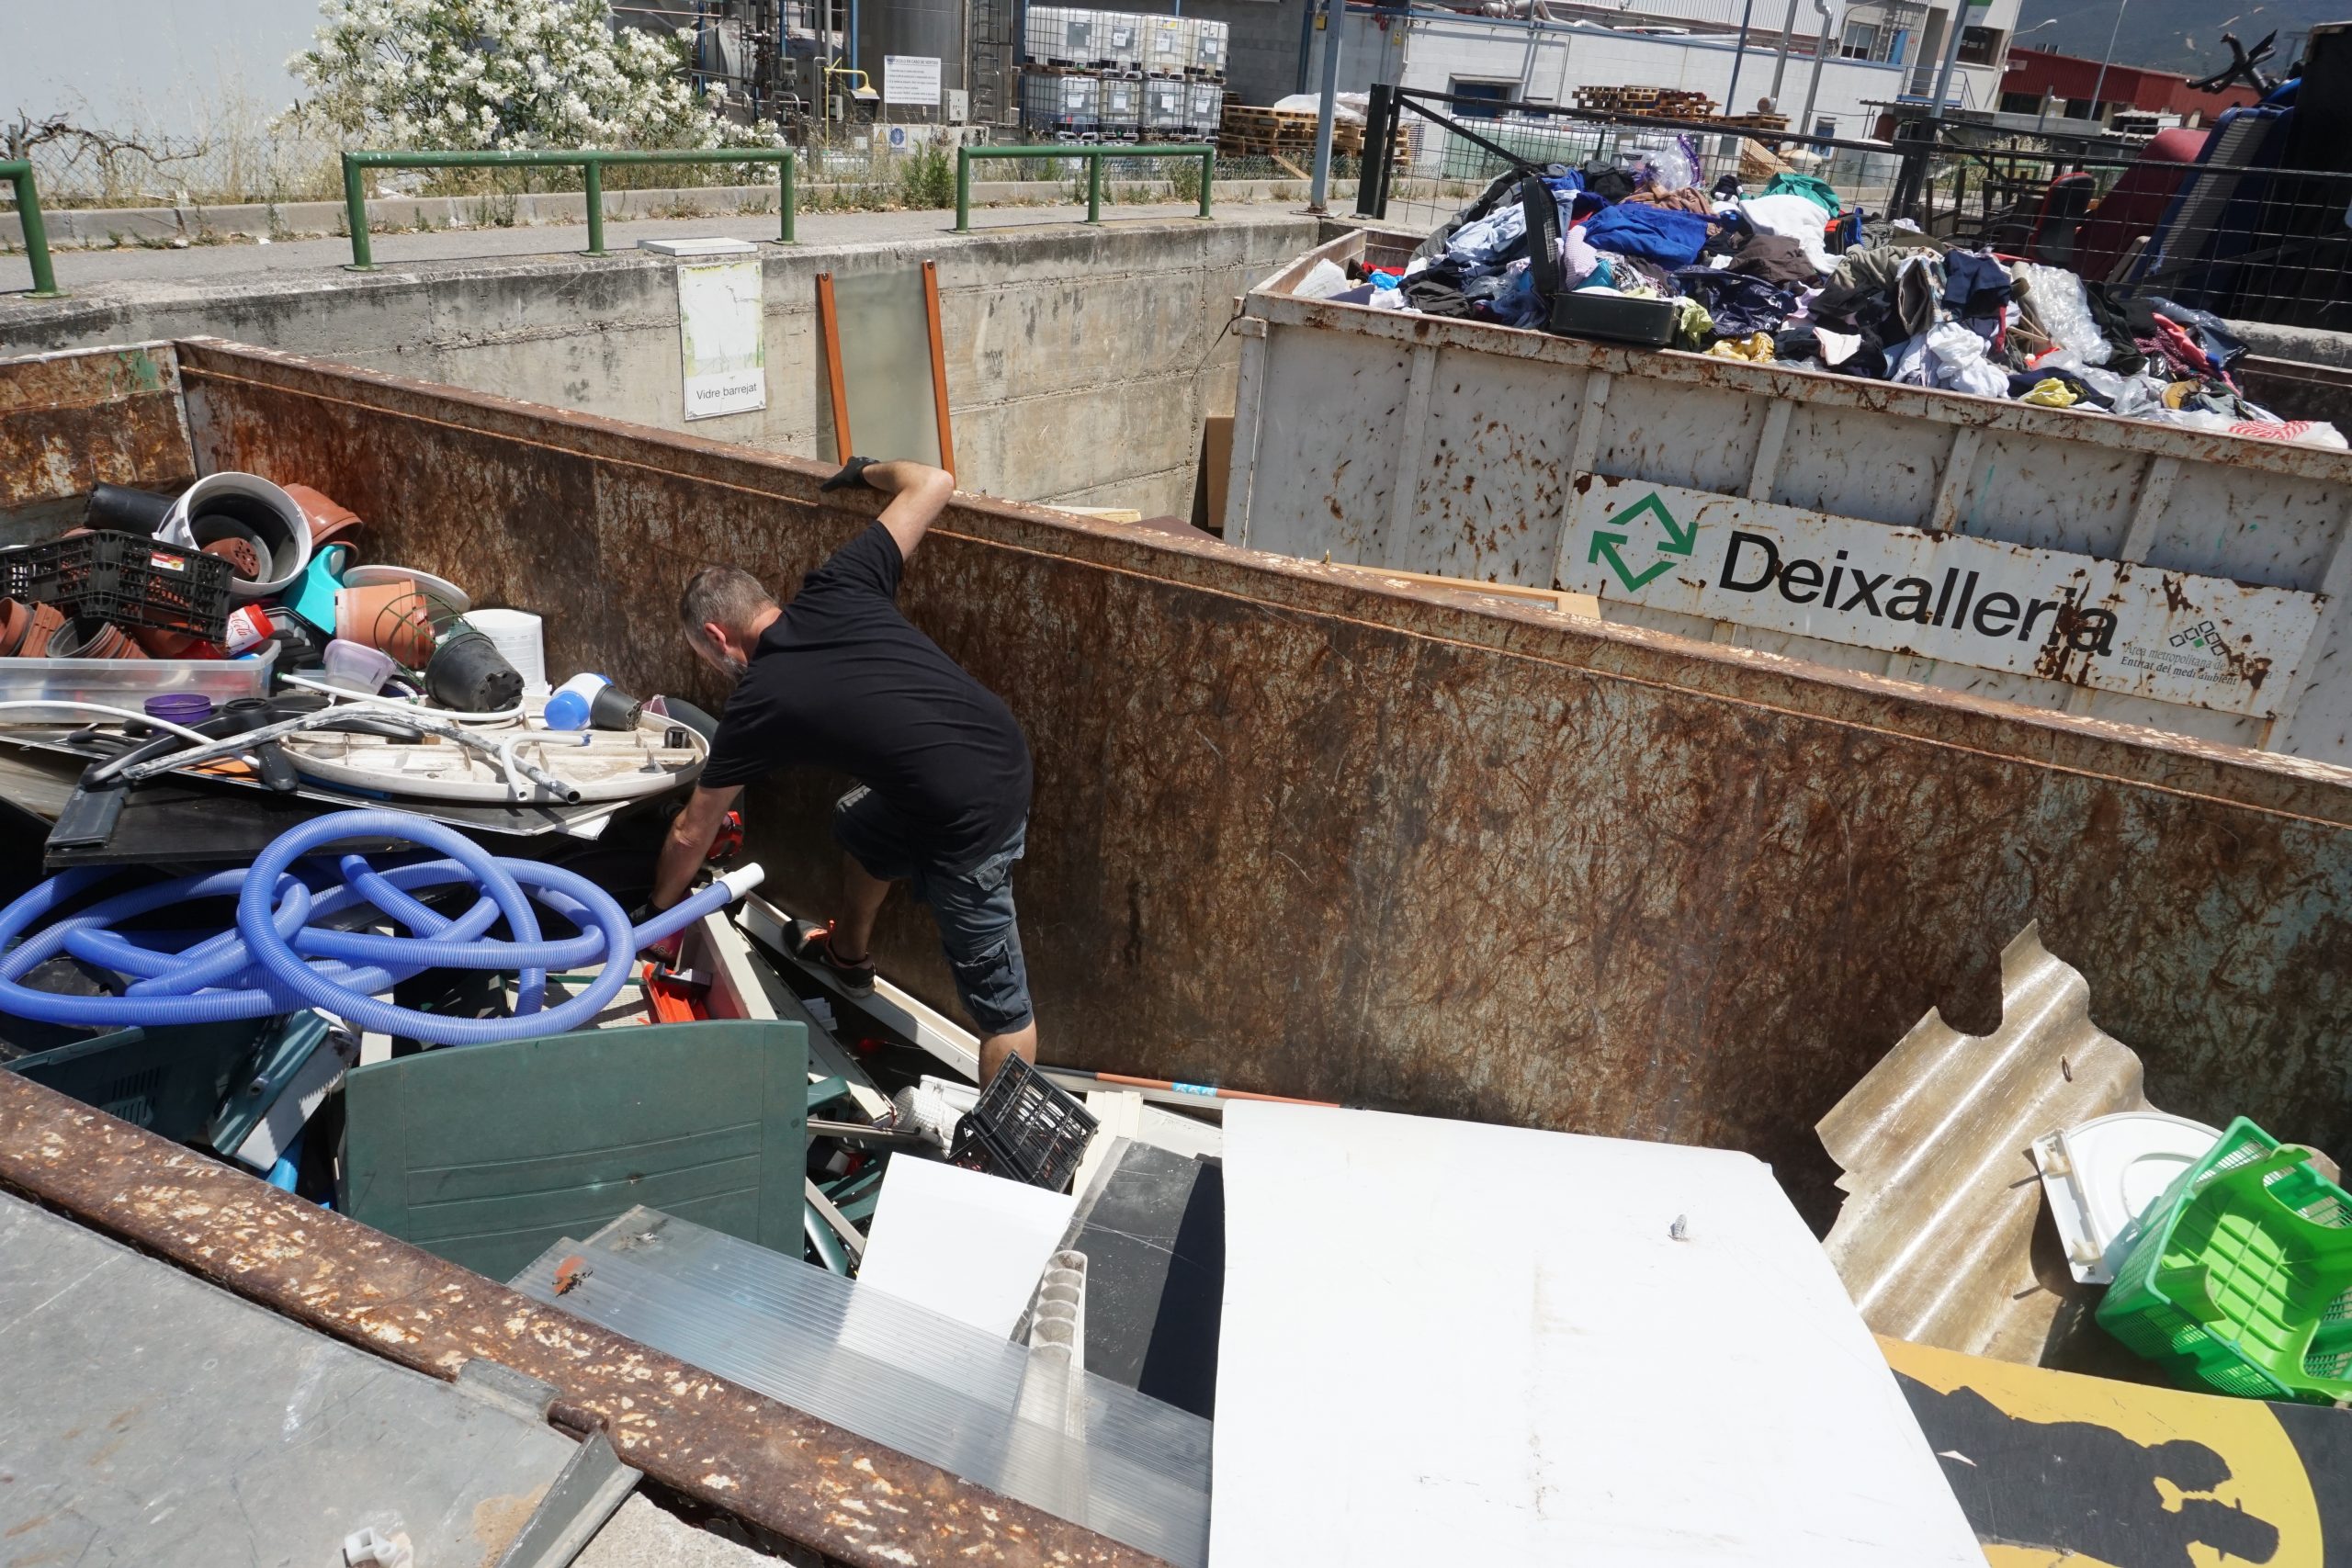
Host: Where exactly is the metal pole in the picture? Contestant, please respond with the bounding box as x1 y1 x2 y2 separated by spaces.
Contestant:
1355 81 1392 216
2086 0 2129 129
4 161 62 297
780 152 796 242
341 153 373 270
1196 145 1214 220
1086 149 1102 222
1768 0 1803 105
582 156 605 255
1307 0 1342 213
1724 0 1758 118
1798 0 1834 138
955 145 973 231
1928 0 1981 121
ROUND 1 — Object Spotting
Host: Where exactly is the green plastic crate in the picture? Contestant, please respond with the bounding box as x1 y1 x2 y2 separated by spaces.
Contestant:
2096 1116 2352 1404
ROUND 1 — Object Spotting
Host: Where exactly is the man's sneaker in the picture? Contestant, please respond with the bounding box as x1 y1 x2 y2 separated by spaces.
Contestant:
789 919 876 998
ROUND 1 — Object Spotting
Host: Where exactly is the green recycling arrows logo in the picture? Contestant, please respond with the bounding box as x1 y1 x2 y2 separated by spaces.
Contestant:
1588 492 1696 592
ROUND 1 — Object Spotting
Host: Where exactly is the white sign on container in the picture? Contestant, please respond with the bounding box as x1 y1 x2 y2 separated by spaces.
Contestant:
884 54 943 107
673 253 766 420
1557 476 2321 717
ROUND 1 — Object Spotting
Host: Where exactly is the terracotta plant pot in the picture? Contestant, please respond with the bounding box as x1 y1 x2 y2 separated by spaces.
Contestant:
130 625 209 660
200 536 264 581
284 483 366 556
17 604 65 658
335 580 435 667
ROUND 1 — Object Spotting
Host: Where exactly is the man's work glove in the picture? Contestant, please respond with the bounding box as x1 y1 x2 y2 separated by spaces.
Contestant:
820 456 879 492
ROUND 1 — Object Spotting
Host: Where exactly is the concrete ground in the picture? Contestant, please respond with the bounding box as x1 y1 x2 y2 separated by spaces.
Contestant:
0 198 1291 293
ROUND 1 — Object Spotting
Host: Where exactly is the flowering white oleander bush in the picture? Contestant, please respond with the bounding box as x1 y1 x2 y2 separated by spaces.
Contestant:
285 0 722 150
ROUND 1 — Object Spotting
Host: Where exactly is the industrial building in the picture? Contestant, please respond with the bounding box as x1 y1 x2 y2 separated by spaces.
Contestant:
625 0 2025 142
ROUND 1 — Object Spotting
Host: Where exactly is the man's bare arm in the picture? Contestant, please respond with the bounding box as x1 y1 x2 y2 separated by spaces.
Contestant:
861 461 956 563
651 784 744 909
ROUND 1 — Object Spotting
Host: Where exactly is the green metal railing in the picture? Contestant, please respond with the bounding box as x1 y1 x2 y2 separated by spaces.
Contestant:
340 148 796 269
954 144 1214 233
2 161 62 298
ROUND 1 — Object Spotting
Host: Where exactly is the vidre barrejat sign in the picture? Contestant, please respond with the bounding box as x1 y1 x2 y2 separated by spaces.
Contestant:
1558 476 2323 718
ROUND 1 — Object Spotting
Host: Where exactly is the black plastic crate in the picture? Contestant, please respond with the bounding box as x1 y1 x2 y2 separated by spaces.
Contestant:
0 532 235 641
950 1055 1099 1190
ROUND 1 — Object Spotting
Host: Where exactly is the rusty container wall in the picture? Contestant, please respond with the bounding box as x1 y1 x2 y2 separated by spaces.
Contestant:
0 343 195 541
1227 231 2352 765
130 341 2352 1222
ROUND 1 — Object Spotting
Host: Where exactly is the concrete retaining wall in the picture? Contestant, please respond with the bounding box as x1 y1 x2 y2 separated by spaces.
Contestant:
0 211 1319 516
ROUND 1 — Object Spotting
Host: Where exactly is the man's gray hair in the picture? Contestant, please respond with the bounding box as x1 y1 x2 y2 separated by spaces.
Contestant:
679 566 776 647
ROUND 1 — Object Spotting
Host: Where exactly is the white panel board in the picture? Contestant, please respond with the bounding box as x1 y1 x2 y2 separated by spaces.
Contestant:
675 256 766 421
856 1156 1076 1337
884 54 943 106
1560 475 2321 717
1212 1103 1984 1568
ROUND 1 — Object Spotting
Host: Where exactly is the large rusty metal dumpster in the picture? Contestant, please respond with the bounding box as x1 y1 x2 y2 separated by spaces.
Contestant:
6 338 2352 1560
1224 231 2352 763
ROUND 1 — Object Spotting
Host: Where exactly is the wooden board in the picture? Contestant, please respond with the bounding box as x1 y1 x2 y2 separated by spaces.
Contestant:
1329 560 1601 618
1882 1336 2352 1567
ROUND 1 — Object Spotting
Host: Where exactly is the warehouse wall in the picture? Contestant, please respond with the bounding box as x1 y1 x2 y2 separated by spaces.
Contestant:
1311 9 2013 132
1 211 1317 517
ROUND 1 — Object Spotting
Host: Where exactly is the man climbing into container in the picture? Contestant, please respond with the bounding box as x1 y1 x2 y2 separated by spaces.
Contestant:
648 457 1039 1083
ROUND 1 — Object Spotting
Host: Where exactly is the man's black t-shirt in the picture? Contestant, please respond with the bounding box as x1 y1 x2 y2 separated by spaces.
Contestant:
699 524 1032 867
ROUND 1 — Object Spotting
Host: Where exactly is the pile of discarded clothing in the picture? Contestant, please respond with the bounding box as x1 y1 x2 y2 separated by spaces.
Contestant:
1310 145 2345 451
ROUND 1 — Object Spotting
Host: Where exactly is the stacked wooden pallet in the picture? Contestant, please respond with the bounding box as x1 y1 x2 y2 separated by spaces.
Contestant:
1216 104 1408 175
1573 85 1716 119
1719 111 1792 131
1218 105 1363 157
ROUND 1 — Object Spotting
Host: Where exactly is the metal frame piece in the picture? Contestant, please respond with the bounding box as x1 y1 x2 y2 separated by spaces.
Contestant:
953 144 1213 233
494 1433 640 1568
339 149 795 269
1 159 62 298
922 259 957 478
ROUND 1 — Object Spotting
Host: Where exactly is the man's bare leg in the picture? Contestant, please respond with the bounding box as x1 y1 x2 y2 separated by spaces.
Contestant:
978 1021 1037 1087
833 853 891 963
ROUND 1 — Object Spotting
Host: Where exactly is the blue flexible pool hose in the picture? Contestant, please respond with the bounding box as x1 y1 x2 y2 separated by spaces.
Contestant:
0 809 762 1046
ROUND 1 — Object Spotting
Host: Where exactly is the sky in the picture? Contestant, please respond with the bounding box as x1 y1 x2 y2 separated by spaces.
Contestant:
1 0 324 140
2008 0 2338 75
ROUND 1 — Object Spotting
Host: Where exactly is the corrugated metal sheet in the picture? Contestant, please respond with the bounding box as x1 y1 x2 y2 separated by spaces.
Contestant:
1819 922 2149 1366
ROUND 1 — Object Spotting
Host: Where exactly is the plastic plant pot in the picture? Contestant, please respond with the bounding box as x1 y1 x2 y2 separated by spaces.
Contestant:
130 625 210 660
424 629 524 713
47 619 149 660
334 580 435 668
281 483 366 554
159 472 313 603
198 532 266 583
